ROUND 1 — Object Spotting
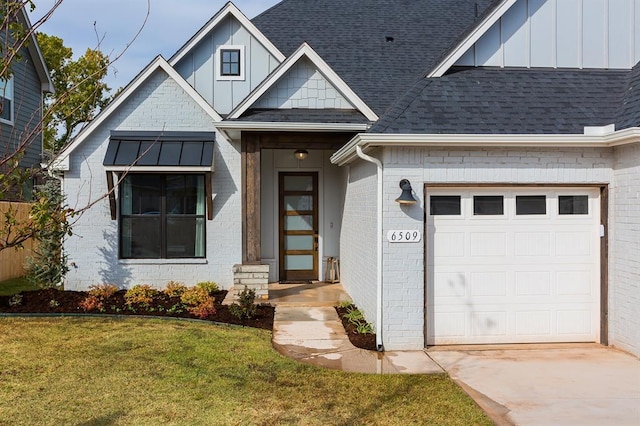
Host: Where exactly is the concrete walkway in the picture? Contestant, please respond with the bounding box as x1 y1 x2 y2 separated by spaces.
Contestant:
272 306 443 374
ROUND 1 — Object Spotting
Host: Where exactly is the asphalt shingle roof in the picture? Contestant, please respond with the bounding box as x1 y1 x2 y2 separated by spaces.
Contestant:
370 67 630 134
252 0 495 116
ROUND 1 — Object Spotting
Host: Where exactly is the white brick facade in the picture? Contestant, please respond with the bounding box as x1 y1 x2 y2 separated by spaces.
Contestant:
340 158 378 327
610 143 640 356
367 146 617 350
63 70 242 291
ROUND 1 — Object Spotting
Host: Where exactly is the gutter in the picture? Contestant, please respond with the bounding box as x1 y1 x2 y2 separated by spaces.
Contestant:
355 145 384 352
330 128 640 166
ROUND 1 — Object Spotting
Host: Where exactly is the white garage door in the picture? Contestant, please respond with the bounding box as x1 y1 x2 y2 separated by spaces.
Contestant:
426 187 600 345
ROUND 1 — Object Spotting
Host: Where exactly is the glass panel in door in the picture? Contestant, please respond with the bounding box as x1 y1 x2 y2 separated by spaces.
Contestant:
279 172 318 281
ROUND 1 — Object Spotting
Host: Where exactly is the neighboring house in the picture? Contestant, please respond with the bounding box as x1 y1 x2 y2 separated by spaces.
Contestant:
0 7 53 200
54 0 640 357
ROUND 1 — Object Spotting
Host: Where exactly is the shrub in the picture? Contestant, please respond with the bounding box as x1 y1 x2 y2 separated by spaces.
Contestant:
79 294 103 312
229 286 256 320
180 286 210 307
345 306 365 324
124 285 158 310
8 294 23 307
88 283 119 299
188 298 217 319
196 281 219 293
164 281 187 298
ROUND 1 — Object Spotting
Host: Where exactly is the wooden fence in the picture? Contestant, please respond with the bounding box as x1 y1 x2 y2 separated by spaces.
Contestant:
0 201 34 281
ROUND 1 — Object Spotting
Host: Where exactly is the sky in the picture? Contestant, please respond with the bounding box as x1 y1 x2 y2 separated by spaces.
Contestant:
30 0 281 92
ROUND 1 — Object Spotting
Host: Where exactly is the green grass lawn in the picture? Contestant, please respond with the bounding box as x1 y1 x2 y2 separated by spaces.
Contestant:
0 317 491 425
0 276 38 296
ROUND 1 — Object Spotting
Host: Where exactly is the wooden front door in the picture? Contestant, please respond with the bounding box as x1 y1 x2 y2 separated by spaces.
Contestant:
279 172 319 282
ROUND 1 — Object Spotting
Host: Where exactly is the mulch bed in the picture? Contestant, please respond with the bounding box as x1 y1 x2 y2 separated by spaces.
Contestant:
0 289 378 351
0 288 274 330
335 306 377 351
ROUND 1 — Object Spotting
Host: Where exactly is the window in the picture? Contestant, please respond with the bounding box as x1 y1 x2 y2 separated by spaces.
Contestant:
559 195 589 215
216 45 245 80
516 195 546 215
0 77 13 122
430 196 461 215
120 174 206 259
473 195 504 215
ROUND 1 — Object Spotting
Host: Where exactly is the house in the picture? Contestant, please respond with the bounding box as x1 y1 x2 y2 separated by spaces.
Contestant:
0 7 53 200
54 0 640 357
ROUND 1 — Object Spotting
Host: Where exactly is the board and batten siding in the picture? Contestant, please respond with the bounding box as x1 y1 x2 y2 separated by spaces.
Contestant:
611 143 640 357
456 0 640 69
173 15 281 114
63 69 242 291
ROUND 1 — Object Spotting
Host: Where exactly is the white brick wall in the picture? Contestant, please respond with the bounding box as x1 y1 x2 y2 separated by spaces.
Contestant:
254 58 354 109
63 69 242 291
340 158 378 328
378 146 614 350
611 143 640 356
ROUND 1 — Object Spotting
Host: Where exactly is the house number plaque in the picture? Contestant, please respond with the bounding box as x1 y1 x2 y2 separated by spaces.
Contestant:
387 230 422 243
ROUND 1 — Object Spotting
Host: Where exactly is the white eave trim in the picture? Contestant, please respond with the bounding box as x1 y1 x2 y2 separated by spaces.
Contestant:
52 56 222 172
330 129 640 166
227 42 379 122
427 0 516 78
169 2 285 66
215 121 369 132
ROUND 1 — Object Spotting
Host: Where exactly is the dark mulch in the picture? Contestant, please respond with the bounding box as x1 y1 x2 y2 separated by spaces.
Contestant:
0 288 274 330
335 306 377 351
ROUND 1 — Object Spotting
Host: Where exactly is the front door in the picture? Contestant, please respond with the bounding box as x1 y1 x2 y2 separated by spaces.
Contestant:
279 172 318 282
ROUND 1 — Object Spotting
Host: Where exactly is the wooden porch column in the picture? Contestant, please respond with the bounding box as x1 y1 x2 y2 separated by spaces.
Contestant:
241 132 261 264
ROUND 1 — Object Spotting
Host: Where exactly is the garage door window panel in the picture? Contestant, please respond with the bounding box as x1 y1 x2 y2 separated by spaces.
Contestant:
516 195 547 215
473 195 504 215
430 196 461 215
559 195 589 215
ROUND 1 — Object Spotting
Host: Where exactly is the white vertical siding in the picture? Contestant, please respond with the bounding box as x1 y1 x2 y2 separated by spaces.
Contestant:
456 0 640 70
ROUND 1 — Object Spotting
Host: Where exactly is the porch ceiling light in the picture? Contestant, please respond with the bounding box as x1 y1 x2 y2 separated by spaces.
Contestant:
294 149 308 160
395 179 417 204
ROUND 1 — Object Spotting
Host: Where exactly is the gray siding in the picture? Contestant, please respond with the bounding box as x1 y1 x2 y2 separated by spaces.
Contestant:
174 15 280 114
457 0 640 69
1 44 43 169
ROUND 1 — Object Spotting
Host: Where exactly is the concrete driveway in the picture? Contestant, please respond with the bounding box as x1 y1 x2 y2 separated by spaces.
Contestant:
428 344 640 426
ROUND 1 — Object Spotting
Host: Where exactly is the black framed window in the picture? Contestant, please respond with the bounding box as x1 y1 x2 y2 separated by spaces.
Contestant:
473 195 504 215
430 196 461 215
516 195 546 215
220 49 241 76
559 195 589 215
120 174 206 259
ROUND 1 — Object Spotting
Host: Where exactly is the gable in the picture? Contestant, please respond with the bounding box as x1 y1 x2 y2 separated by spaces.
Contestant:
252 57 354 110
171 4 283 115
455 0 640 69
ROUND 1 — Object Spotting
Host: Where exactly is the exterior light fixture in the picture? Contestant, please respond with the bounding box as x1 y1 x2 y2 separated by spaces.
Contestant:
294 149 308 160
395 179 417 204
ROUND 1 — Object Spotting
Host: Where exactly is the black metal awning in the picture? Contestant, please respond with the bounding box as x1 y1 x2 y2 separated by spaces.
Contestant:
103 131 215 169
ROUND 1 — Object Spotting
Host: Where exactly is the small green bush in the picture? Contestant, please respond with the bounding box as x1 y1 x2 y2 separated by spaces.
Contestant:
345 306 365 324
229 286 256 320
196 281 219 293
124 285 158 310
8 294 23 307
164 281 187 298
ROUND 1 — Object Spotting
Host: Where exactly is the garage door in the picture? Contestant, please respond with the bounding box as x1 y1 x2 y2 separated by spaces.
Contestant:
426 187 600 345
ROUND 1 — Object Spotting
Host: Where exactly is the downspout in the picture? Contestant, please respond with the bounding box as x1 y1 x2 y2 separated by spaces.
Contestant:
355 145 384 351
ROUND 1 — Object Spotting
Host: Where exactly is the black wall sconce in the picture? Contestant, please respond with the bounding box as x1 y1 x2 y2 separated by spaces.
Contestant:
395 179 417 204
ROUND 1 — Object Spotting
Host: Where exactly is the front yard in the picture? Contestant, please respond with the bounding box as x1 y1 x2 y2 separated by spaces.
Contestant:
0 317 491 425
